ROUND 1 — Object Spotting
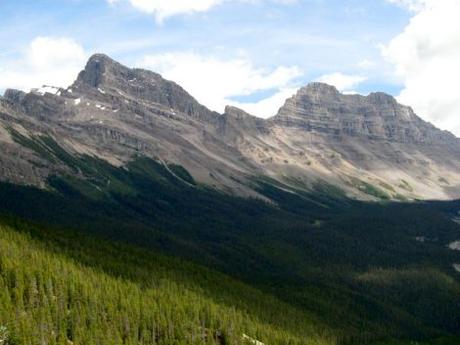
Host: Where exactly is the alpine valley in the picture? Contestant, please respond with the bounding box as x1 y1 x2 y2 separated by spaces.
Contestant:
0 54 459 345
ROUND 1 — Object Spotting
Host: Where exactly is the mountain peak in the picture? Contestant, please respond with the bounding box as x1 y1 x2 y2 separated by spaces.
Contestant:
3 89 27 104
367 91 398 104
298 82 340 96
73 53 128 89
272 83 456 144
0 52 460 202
224 105 255 119
87 53 115 64
71 53 218 122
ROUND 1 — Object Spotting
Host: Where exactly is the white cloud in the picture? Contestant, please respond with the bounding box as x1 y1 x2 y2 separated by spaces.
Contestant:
231 87 298 118
386 0 426 12
138 52 302 117
108 0 297 23
113 0 224 22
383 0 460 136
316 72 366 93
0 37 87 92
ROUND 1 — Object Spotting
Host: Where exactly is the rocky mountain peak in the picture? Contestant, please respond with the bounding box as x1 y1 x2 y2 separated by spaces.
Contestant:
3 89 27 104
217 106 268 139
224 105 255 120
1 53 459 201
297 82 341 97
271 82 457 144
70 54 218 122
367 91 398 105
73 53 134 89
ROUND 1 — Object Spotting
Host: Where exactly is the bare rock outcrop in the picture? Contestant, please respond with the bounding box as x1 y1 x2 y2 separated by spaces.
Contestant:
1 54 460 201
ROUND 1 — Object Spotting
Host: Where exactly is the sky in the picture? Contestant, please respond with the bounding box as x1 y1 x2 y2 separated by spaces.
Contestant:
0 0 459 135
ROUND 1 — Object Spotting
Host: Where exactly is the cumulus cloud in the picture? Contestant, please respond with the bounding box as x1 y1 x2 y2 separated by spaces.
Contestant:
383 0 460 136
108 0 297 23
0 37 87 92
138 52 302 117
230 87 299 118
109 0 224 22
316 72 366 93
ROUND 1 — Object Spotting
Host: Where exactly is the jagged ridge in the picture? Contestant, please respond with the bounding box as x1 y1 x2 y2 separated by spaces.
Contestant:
1 53 460 201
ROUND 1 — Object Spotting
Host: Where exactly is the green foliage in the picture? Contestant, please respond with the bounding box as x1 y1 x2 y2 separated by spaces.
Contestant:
348 177 390 200
369 336 460 345
0 219 333 345
167 164 196 185
7 128 57 163
311 180 348 201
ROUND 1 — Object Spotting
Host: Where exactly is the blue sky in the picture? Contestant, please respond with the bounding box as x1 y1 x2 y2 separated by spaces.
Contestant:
1 0 459 135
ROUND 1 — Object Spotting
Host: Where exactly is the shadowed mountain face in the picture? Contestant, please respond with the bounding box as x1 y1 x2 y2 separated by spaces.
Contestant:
1 53 460 200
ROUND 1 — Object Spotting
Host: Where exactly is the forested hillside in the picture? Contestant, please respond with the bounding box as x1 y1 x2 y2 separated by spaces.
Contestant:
0 218 335 345
0 200 459 345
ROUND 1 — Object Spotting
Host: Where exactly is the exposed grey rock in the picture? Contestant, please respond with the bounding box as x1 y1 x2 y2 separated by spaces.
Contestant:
272 82 459 145
3 89 27 104
72 54 219 122
0 55 459 201
217 106 269 140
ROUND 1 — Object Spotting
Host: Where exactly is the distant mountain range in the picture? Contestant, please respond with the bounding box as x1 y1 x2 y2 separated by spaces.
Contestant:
1 53 460 201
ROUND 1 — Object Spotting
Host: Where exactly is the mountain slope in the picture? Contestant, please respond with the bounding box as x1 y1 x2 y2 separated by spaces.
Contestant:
1 54 460 200
267 83 460 200
0 152 459 344
0 54 460 344
0 217 336 345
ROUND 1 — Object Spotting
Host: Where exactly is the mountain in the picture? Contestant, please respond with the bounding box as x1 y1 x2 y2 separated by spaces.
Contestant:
0 54 460 345
1 53 460 201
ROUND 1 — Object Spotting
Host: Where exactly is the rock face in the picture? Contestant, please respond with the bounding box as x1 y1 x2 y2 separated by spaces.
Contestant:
1 53 460 201
272 83 457 144
72 54 218 122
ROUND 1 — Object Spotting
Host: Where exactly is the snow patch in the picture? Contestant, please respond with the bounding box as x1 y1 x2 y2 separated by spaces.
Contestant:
415 236 426 243
33 85 60 96
74 98 81 105
95 104 106 110
453 264 460 273
98 88 106 94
